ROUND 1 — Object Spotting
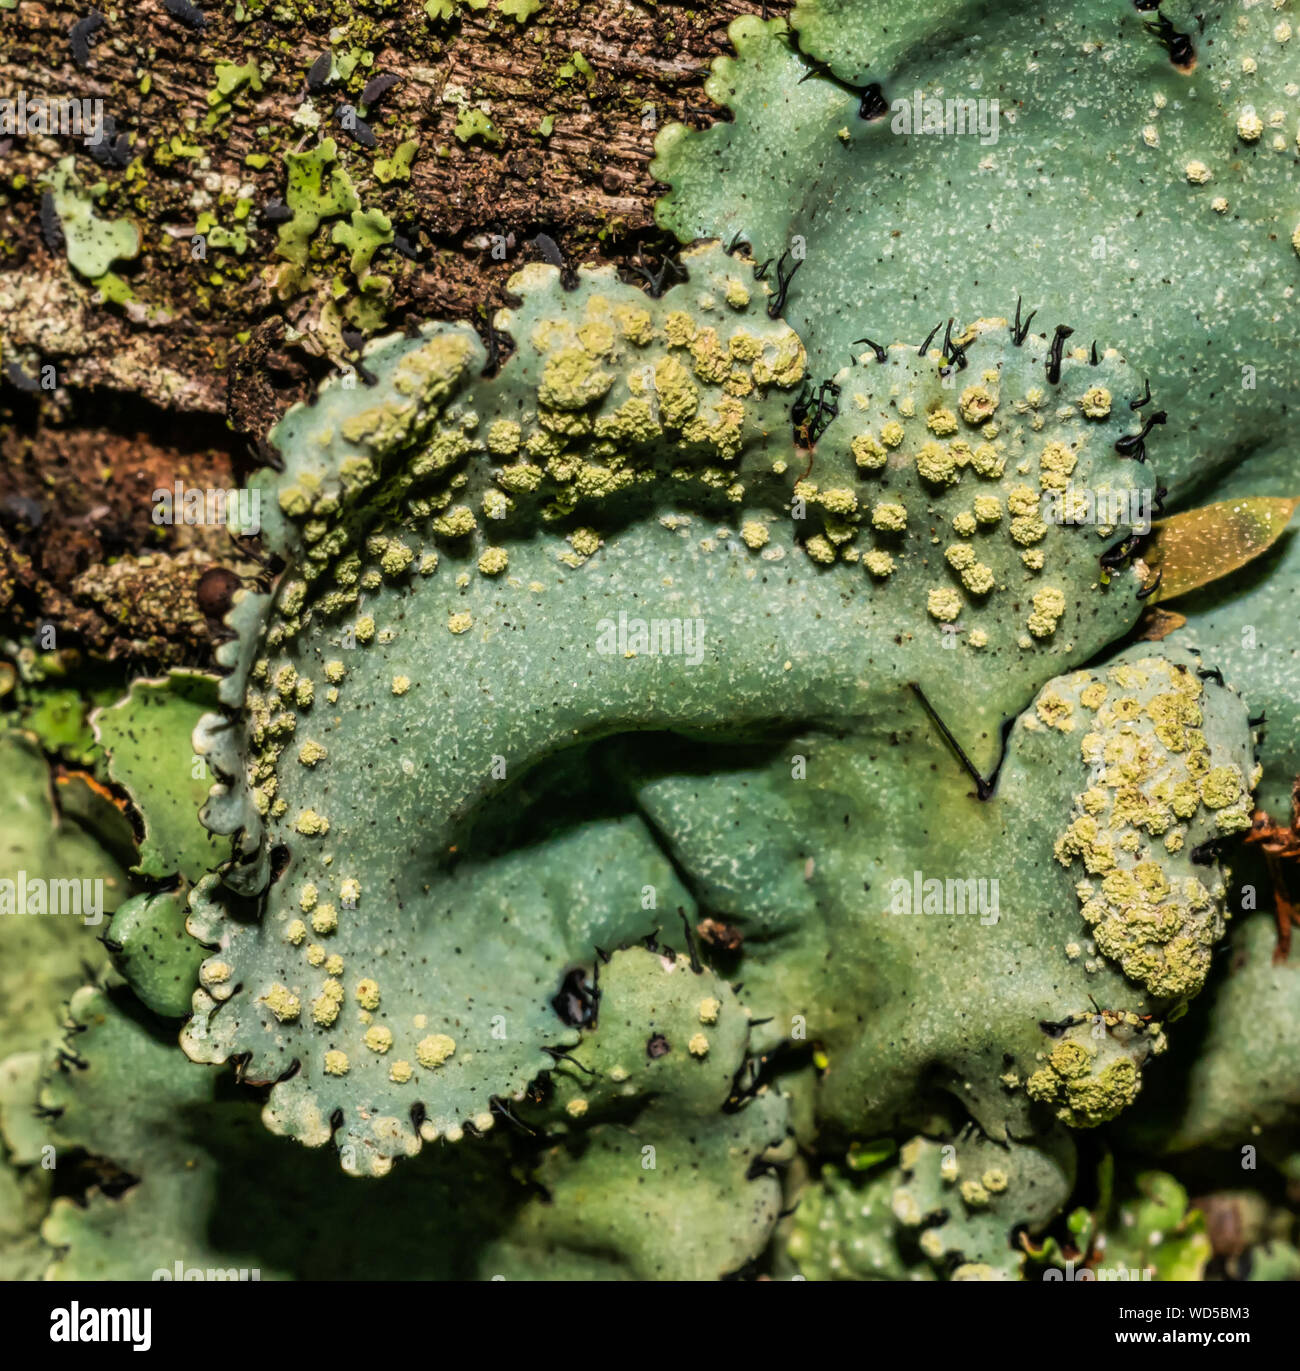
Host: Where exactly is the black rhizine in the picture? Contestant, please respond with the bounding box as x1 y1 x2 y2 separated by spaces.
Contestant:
360 73 401 109
40 192 65 253
162 0 207 33
307 53 333 93
69 11 107 69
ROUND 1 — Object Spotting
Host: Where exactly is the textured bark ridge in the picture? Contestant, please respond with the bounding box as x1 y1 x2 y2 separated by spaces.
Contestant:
0 1 782 661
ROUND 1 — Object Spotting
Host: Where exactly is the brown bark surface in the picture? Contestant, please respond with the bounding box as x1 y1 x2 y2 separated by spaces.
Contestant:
0 0 783 665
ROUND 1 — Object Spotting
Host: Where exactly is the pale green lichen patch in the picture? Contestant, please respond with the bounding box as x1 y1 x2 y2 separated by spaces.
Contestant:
41 157 140 282
790 1132 1073 1280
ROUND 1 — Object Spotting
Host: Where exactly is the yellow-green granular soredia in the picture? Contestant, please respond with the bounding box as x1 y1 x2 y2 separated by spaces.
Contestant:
478 546 509 576
724 276 750 309
927 587 962 622
851 432 887 470
740 520 769 549
486 418 521 455
961 562 995 596
871 502 907 532
926 407 958 437
880 420 904 448
263 983 301 1023
1024 1031 1145 1128
863 549 894 577
946 544 976 572
959 385 997 425
1035 691 1074 732
1027 587 1066 638
916 441 958 486
416 1034 456 1068
310 903 338 935
804 534 836 565
960 1180 989 1207
433 505 477 539
294 809 330 836
312 985 343 1027
1078 386 1112 419
1047 654 1253 1001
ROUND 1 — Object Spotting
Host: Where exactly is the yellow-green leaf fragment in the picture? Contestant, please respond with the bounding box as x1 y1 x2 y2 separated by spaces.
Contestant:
1145 496 1298 602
